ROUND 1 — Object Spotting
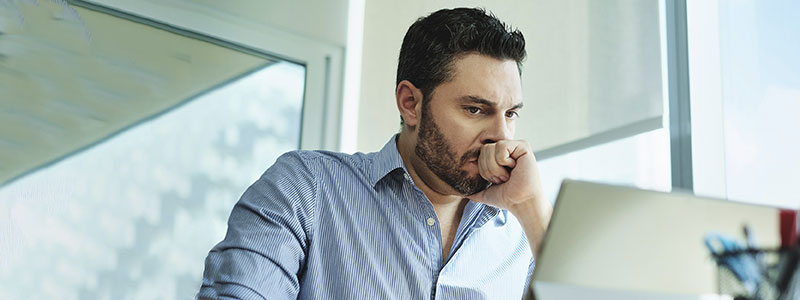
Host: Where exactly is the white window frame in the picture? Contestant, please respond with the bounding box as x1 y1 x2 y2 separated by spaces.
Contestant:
685 0 728 199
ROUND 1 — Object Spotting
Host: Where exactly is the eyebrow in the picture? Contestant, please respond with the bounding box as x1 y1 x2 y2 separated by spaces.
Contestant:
460 95 524 110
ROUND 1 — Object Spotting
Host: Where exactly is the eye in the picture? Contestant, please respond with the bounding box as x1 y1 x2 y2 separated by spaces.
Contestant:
506 110 520 119
465 106 483 115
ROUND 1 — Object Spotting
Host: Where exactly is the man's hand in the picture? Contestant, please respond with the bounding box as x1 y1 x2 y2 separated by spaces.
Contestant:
469 140 553 255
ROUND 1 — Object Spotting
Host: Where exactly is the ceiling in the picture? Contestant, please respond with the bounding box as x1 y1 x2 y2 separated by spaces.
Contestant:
0 1 272 185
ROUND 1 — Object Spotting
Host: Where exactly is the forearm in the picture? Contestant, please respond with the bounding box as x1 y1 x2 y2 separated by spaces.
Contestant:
509 196 552 256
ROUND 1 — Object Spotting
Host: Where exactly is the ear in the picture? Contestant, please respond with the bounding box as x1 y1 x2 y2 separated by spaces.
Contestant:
396 80 423 128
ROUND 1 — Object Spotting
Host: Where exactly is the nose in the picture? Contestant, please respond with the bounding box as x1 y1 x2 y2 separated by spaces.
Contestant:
480 115 513 144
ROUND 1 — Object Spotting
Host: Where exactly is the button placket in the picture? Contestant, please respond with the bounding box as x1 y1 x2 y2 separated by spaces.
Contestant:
403 171 444 274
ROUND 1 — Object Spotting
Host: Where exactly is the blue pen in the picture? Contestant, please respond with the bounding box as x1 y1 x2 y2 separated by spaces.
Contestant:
743 225 764 263
743 225 766 296
744 225 756 248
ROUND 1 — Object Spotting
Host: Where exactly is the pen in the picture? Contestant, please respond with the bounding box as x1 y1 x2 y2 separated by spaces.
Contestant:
743 224 765 297
743 225 763 261
743 225 755 248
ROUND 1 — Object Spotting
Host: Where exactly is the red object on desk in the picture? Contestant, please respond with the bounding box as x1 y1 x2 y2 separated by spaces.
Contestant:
780 209 797 248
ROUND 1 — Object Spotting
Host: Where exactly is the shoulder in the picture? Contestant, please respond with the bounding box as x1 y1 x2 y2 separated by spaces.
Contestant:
271 149 373 178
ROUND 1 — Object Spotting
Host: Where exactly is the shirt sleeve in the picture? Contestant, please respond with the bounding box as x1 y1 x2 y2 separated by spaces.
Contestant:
197 151 318 300
521 256 536 299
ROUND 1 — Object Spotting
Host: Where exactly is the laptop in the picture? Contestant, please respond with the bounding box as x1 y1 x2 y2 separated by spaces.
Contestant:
526 180 780 300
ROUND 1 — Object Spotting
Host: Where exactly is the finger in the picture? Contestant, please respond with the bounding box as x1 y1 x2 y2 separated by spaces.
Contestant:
505 140 533 161
488 142 513 181
478 144 497 184
479 144 505 184
494 140 517 169
480 144 510 183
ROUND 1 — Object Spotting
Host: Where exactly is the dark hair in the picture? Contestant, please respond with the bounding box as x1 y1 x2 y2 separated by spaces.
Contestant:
396 7 526 124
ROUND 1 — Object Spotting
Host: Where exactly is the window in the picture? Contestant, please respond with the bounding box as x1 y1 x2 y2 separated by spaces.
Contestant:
1 0 341 298
539 129 672 204
687 0 800 208
534 0 672 203
0 61 306 298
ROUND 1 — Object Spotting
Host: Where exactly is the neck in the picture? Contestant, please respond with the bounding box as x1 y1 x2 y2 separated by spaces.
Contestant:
396 130 465 207
397 130 470 262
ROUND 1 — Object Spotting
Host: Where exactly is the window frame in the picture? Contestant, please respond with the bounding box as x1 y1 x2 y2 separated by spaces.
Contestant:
74 0 344 151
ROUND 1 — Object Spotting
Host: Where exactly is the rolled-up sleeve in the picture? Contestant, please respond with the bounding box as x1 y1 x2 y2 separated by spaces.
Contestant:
198 151 318 300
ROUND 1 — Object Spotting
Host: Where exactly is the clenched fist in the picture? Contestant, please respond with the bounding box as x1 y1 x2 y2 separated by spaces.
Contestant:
469 140 553 254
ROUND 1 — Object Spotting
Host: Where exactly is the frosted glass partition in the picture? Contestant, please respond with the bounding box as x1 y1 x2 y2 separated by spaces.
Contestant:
0 61 305 299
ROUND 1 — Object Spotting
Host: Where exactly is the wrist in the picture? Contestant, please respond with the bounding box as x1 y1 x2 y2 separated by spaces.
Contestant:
508 194 552 255
509 196 549 226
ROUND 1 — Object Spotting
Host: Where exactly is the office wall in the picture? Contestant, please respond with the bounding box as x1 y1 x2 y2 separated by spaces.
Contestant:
356 1 663 154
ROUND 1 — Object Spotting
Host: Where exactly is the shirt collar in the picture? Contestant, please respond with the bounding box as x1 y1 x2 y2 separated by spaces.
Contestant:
371 135 501 227
369 134 407 187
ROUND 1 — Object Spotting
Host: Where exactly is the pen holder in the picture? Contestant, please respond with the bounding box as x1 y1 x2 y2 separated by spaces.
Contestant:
712 247 800 300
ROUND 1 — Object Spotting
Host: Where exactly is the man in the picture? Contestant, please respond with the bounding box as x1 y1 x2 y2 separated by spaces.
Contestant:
198 7 552 300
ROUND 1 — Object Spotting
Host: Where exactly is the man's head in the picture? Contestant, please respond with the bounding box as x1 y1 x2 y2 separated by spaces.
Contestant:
395 8 526 195
396 8 526 111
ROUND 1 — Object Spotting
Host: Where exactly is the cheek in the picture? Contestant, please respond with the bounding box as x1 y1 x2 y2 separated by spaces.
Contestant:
433 108 481 151
444 120 478 147
455 130 485 159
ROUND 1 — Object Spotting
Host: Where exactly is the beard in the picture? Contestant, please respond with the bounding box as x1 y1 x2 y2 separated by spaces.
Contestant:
414 105 490 195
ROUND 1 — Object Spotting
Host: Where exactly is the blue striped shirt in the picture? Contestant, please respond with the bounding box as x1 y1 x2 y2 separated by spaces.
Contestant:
198 136 534 299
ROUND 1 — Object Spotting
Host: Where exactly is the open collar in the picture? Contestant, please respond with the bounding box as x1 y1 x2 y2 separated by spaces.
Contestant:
369 135 407 188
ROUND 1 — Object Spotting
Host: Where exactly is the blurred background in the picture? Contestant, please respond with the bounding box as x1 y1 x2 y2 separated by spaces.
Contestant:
0 0 798 299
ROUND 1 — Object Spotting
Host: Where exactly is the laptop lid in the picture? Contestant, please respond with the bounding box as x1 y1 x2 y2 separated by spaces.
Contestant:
527 180 779 299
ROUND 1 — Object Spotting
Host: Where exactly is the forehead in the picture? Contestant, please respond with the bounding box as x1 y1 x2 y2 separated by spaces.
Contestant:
433 53 523 107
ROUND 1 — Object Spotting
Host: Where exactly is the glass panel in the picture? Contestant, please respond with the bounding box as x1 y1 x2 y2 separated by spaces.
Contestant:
0 1 268 184
717 0 800 208
688 0 800 208
0 61 305 299
538 128 671 205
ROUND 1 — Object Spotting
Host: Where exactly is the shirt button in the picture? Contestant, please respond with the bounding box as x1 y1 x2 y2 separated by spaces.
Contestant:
426 217 436 226
403 173 411 181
